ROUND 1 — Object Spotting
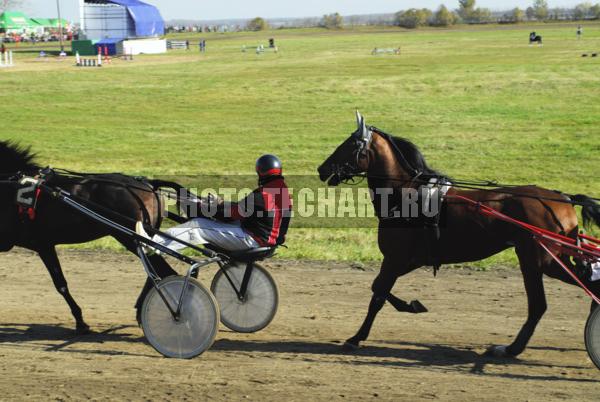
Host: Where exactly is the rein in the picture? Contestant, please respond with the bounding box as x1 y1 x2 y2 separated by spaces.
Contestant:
51 168 156 193
364 174 600 207
341 128 600 207
371 127 422 179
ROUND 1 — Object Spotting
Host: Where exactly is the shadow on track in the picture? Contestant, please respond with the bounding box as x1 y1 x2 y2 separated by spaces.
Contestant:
0 322 157 358
212 338 598 383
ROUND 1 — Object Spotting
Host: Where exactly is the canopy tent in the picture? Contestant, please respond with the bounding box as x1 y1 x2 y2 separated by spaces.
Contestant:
28 18 45 28
0 11 32 30
30 18 52 27
30 18 70 29
49 18 70 28
0 13 70 33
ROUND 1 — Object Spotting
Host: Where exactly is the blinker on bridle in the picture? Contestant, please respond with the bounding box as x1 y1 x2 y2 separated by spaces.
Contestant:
330 112 373 185
332 112 422 185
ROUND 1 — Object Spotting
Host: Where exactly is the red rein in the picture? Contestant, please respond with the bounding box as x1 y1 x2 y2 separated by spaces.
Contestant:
447 194 600 304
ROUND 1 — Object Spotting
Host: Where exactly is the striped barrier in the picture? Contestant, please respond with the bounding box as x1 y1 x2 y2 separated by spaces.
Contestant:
372 47 401 55
242 44 278 54
0 51 14 68
75 51 102 67
167 40 189 50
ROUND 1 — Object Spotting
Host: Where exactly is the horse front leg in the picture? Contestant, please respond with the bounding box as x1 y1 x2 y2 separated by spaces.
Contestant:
345 259 421 349
38 245 90 334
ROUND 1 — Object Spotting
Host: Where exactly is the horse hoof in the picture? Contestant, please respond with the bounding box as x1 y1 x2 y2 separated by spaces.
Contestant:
410 300 428 314
343 339 360 351
485 345 509 358
75 324 91 335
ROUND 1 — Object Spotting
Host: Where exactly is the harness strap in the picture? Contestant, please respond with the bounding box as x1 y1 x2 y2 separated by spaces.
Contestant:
422 178 451 276
372 128 422 178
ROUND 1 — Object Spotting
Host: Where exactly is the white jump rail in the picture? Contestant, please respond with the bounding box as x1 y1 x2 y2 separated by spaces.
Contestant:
0 51 14 68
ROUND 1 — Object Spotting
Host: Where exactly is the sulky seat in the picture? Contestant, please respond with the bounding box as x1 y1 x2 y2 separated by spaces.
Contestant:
211 246 276 263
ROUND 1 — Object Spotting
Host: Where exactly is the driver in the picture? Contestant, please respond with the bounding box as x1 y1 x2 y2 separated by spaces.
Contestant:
139 154 292 252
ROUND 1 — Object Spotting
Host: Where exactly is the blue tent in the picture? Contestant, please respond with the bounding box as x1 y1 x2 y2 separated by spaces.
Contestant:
105 0 164 37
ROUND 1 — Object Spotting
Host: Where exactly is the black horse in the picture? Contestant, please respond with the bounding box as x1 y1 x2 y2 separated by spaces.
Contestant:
0 141 177 333
529 32 543 45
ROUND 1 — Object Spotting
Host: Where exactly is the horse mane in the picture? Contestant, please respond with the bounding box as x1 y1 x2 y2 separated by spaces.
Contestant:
374 129 446 179
0 141 39 176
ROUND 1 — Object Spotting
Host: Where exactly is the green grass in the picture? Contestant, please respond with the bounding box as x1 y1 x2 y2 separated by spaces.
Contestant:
1 24 599 267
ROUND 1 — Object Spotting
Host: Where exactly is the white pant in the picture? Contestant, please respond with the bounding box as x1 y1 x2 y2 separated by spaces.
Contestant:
592 260 600 282
152 218 259 252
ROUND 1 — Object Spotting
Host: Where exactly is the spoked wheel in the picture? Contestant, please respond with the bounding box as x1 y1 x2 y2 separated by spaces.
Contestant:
141 276 219 359
210 262 278 333
585 304 600 370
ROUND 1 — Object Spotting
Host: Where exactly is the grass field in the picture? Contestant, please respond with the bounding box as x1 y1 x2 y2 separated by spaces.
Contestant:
1 24 599 265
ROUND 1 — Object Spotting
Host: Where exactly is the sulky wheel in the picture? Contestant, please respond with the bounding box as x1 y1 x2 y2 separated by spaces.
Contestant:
141 276 219 359
210 262 278 333
585 303 600 370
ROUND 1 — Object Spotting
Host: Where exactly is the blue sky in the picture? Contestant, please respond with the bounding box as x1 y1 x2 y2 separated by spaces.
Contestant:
25 1 582 21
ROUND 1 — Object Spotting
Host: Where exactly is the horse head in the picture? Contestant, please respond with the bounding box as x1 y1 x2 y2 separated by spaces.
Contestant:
317 111 373 186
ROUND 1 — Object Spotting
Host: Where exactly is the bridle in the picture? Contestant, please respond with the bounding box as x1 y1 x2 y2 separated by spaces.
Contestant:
330 128 372 185
330 126 425 186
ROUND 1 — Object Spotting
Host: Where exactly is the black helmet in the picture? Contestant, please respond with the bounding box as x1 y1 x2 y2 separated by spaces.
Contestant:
256 154 282 177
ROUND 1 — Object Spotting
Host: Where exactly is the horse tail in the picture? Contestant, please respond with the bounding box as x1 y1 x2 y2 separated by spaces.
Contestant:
571 194 600 229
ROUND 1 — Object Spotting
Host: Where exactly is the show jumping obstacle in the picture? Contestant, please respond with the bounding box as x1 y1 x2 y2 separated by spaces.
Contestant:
372 47 401 55
0 51 14 68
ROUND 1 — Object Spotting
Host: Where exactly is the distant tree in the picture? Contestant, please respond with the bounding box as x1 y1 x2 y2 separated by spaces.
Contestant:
574 2 593 19
547 7 560 19
532 0 549 20
395 8 432 28
511 7 525 22
526 6 536 20
471 7 492 22
297 17 320 28
320 13 344 29
456 0 491 23
591 3 600 18
246 17 269 31
432 5 457 26
457 0 476 20
347 15 360 27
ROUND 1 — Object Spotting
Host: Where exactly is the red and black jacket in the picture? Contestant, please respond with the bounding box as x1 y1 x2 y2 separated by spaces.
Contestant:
228 176 292 247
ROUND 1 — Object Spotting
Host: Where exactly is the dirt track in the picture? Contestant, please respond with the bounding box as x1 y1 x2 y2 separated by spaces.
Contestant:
0 249 598 401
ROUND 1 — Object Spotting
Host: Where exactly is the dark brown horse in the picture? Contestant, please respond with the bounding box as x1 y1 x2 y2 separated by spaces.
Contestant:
318 113 600 358
0 142 177 333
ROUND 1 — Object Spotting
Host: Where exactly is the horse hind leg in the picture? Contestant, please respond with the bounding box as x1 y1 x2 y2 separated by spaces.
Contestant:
387 293 428 314
38 245 90 334
487 245 547 357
